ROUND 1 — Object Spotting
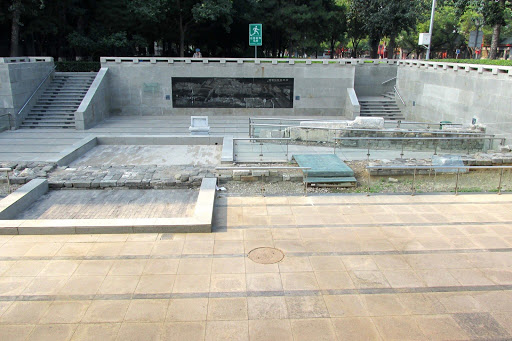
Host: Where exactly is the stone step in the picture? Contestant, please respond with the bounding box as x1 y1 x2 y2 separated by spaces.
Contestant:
20 122 75 128
46 85 90 91
360 109 401 113
36 100 82 104
33 104 78 108
305 176 357 184
24 118 75 124
26 115 75 120
30 111 76 115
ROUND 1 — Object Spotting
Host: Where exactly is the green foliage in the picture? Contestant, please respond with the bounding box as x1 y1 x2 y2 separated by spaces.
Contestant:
431 58 512 65
55 61 101 72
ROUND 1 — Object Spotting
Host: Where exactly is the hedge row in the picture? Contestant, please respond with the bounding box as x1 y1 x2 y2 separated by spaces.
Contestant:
430 59 512 66
55 61 101 72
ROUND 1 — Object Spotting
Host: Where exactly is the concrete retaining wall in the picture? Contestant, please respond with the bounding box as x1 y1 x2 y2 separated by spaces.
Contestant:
397 60 512 142
101 57 397 117
75 68 111 130
0 57 54 129
345 88 360 119
354 63 397 96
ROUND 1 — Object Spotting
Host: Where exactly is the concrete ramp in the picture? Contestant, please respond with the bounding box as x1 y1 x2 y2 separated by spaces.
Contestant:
293 154 356 186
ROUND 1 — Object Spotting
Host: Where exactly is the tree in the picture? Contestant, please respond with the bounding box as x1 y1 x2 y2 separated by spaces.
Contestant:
325 1 347 58
454 0 512 59
380 0 421 59
346 0 367 57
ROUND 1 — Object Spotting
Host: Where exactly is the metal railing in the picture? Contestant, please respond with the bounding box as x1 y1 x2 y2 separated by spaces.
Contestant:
249 117 473 139
333 136 506 159
234 133 504 163
0 114 15 131
389 121 463 129
381 77 397 85
365 165 512 196
16 65 56 117
216 166 311 195
394 85 405 106
0 168 12 194
233 137 291 162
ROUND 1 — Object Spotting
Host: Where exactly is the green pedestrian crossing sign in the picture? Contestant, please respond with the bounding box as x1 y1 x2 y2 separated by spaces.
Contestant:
249 24 262 46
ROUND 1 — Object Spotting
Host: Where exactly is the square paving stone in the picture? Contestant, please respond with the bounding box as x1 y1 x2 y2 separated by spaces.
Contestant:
162 322 206 341
207 297 248 321
26 324 77 341
453 312 511 340
39 301 90 324
249 319 293 341
290 318 337 341
205 321 248 341
285 296 329 319
124 299 169 322
166 298 208 321
331 317 381 341
247 297 288 320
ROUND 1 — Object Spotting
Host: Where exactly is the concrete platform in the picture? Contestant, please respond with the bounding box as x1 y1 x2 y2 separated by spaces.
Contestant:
0 178 217 234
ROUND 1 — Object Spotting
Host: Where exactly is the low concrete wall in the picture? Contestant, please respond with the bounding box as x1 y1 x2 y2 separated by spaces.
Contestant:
397 60 512 142
0 177 216 234
101 57 399 117
0 179 48 220
345 88 360 119
75 68 111 130
0 57 54 129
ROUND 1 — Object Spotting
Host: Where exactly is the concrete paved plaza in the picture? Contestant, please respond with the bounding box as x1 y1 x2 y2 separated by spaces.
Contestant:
0 193 511 340
70 145 222 167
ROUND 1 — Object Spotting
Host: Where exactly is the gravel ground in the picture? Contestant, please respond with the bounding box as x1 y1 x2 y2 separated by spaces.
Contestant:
219 159 512 196
0 183 21 199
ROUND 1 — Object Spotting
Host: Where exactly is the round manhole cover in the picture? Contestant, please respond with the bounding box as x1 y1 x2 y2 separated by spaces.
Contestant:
248 247 284 264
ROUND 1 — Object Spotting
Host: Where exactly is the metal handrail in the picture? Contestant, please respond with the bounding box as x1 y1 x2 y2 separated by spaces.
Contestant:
365 165 512 196
0 113 15 131
233 137 291 141
298 126 494 137
382 77 397 85
334 137 502 141
334 136 504 159
16 65 56 116
249 123 491 136
0 168 12 194
394 85 405 106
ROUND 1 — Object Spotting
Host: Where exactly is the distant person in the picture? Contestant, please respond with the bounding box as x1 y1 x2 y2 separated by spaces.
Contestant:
193 48 202 58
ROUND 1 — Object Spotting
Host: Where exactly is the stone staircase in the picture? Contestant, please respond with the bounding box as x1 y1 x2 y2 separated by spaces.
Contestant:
359 92 404 121
20 72 96 129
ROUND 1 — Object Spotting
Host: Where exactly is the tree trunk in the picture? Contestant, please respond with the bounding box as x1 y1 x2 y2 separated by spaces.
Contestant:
489 23 501 60
370 37 379 59
179 16 185 57
330 39 335 59
10 0 22 57
388 36 396 59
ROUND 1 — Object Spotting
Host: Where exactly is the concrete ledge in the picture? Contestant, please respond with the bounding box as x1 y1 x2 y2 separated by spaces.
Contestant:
346 88 360 119
75 68 110 130
0 178 216 234
96 135 223 146
0 179 48 220
100 56 398 66
54 136 98 166
221 136 234 164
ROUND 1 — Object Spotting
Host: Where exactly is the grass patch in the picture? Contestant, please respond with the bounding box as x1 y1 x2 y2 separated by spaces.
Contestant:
431 59 512 66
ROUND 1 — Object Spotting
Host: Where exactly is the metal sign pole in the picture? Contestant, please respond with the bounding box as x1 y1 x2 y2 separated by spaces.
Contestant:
426 0 437 60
